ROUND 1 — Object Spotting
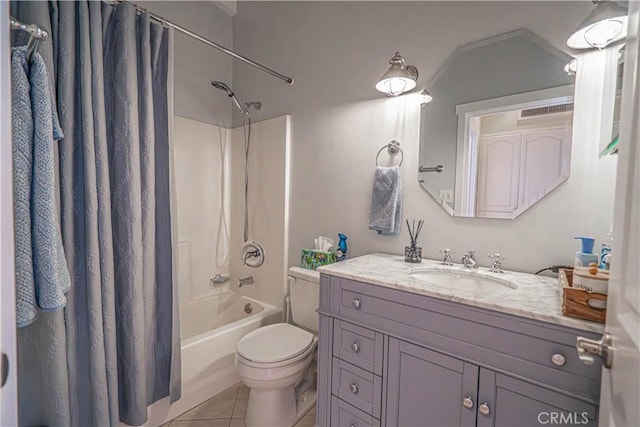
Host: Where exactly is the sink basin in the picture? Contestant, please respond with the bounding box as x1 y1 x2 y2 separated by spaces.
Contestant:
408 268 518 292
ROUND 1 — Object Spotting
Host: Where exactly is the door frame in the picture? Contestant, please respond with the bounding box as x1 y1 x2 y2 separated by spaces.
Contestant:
598 1 640 425
0 2 18 426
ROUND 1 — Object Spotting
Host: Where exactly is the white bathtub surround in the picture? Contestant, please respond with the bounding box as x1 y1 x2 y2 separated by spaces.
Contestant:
174 116 231 301
230 116 291 311
144 295 281 426
319 253 604 333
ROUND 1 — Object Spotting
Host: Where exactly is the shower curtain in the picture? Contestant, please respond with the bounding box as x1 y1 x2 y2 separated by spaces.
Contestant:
11 2 180 426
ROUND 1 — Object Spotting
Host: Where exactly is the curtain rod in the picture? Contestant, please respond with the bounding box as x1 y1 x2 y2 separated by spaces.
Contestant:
123 1 294 85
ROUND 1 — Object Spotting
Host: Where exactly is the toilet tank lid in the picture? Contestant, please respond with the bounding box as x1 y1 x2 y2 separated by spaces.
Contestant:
237 323 314 363
288 266 320 283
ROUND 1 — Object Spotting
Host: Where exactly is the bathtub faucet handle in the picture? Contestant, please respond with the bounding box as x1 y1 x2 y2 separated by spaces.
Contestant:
238 276 255 287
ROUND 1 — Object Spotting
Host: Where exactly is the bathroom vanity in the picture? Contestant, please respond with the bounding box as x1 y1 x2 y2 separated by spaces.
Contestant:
316 254 604 427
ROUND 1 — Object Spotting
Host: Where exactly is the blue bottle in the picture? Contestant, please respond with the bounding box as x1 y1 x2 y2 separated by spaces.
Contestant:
336 233 348 261
574 237 599 267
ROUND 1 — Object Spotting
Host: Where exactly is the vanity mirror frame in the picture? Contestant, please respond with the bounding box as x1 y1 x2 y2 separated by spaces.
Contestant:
418 29 576 219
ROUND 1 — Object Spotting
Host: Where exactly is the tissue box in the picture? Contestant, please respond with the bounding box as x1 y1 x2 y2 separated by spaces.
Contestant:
301 249 337 270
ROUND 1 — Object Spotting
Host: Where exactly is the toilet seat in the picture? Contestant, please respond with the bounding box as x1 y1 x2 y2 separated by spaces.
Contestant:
237 323 315 366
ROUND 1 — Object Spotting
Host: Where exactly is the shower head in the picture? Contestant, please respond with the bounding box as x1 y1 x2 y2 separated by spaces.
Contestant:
211 80 234 96
211 80 244 112
211 81 262 114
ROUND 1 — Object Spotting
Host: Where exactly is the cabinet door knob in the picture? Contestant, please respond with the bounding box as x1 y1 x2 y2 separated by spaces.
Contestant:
478 403 491 416
351 342 360 353
462 396 473 409
462 396 474 409
551 353 566 366
352 298 361 309
349 383 359 394
350 424 356 427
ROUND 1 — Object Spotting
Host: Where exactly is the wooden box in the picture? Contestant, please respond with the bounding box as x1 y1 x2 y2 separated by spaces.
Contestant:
559 269 607 323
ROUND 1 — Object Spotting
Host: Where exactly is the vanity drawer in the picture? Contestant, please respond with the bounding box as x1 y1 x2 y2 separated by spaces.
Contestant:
337 278 601 401
333 319 383 375
331 358 382 417
331 396 380 427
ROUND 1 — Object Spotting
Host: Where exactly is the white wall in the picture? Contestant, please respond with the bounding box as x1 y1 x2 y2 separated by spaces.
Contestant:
173 116 230 303
142 1 234 127
229 116 290 310
233 1 617 273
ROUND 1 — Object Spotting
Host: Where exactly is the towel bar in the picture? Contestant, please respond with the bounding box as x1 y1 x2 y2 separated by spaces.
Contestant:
376 140 403 167
419 165 444 173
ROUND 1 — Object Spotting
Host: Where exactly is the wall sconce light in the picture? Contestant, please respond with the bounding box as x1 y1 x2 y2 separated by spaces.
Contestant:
564 58 577 76
376 52 418 96
567 0 628 49
421 89 433 104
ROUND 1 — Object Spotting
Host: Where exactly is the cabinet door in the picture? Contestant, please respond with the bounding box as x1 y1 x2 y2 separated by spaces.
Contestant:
477 369 598 427
476 133 521 218
386 338 478 427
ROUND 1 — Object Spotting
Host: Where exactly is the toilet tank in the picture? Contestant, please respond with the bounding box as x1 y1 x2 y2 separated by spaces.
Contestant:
288 267 320 332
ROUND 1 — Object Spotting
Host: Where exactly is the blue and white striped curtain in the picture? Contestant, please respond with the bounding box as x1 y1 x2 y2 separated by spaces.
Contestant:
11 1 180 425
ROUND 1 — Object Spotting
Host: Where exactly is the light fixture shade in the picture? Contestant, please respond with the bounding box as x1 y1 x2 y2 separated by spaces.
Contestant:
421 89 433 104
376 52 418 96
567 1 628 49
564 58 577 76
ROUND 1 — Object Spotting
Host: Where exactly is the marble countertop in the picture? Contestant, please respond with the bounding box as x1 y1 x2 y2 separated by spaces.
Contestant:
318 253 605 333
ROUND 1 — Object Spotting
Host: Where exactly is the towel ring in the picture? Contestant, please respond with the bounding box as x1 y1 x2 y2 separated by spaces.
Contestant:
376 140 403 167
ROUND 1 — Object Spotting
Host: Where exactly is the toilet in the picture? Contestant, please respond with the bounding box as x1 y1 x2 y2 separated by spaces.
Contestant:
235 267 320 427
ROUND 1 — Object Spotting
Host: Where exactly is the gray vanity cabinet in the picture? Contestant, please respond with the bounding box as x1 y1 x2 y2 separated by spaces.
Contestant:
386 338 478 427
317 274 602 427
479 369 598 427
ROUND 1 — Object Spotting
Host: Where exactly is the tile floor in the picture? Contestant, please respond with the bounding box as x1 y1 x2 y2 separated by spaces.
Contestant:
167 383 316 427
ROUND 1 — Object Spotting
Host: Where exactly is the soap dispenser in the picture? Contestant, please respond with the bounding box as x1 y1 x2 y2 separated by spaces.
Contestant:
336 233 348 261
574 237 599 267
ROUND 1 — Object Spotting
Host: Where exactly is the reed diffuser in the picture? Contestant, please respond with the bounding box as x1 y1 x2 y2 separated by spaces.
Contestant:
404 219 424 263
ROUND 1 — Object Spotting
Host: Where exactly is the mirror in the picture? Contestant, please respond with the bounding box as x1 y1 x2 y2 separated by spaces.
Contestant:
600 45 624 157
419 29 575 218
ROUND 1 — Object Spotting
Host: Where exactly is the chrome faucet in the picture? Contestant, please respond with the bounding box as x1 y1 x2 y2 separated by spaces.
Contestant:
461 251 477 268
238 276 254 287
440 249 454 266
488 253 506 273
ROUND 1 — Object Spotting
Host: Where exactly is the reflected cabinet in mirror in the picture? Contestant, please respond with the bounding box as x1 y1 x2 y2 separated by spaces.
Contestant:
419 30 575 218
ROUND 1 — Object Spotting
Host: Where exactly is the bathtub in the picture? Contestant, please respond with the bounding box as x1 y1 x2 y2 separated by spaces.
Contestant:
143 292 281 426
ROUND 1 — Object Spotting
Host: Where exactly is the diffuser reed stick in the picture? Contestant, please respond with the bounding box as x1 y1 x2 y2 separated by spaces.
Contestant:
406 219 424 248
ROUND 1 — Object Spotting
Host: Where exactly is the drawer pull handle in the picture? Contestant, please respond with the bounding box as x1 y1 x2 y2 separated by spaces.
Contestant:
352 298 361 309
349 383 359 394
462 396 474 409
551 353 566 366
351 342 360 353
479 403 490 416
350 425 356 427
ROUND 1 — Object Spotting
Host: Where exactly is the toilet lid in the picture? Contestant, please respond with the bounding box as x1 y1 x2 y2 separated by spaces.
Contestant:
237 323 314 363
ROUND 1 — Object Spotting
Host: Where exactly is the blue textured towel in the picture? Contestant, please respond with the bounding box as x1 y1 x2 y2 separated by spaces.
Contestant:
369 166 402 236
12 47 71 327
